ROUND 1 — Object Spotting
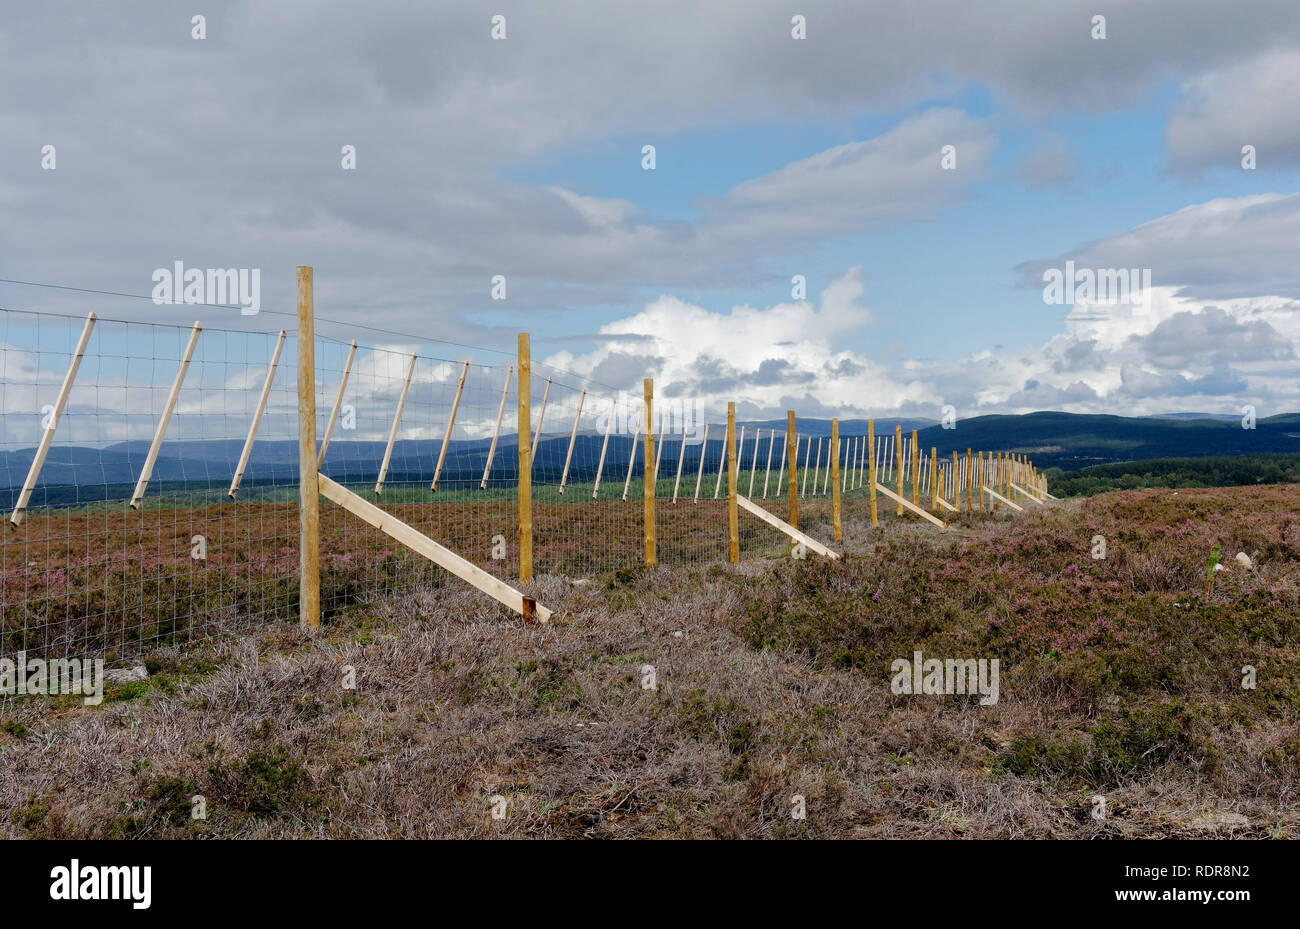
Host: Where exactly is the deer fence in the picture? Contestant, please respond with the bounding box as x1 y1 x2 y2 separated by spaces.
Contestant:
0 268 1049 662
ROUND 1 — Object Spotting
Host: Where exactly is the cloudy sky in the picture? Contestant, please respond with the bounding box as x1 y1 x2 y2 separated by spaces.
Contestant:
3 0 1300 426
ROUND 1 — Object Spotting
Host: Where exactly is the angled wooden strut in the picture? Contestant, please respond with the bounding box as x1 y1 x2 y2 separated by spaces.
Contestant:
1010 482 1045 504
10 312 97 526
319 475 551 622
736 494 839 559
875 482 948 529
983 485 1024 511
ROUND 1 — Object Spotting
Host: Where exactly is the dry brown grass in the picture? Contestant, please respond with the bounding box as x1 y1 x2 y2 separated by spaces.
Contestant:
1 485 1297 838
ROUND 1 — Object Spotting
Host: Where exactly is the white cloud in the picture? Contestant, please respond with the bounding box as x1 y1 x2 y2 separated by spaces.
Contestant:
1166 48 1300 172
545 273 1300 421
1018 194 1300 302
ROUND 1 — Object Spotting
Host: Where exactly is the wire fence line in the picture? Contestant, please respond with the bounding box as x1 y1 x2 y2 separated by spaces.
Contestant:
0 288 1048 662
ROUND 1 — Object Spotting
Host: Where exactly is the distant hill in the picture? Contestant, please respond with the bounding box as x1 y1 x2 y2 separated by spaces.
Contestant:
1045 453 1300 496
904 411 1300 470
2 411 1297 502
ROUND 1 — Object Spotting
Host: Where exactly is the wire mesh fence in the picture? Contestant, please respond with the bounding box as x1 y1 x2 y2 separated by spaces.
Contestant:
0 301 1047 663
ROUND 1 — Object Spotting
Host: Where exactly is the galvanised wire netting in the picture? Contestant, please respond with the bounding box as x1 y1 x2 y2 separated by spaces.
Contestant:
1 306 1024 663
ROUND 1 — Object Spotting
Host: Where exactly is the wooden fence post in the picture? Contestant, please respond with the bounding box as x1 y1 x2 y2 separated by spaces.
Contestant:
644 378 656 566
297 267 320 628
727 402 739 563
518 333 532 582
786 411 798 529
831 418 842 542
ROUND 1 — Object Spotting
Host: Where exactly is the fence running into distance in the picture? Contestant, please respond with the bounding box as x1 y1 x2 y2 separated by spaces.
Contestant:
0 268 1049 661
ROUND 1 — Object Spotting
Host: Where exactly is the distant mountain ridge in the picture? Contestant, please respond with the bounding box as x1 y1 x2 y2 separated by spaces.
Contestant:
2 412 1297 494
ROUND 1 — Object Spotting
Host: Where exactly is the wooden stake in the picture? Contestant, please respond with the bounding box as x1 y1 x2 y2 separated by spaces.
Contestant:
786 412 798 529
694 422 710 501
530 375 551 467
622 417 640 501
374 351 417 496
480 365 513 489
318 338 357 469
977 450 984 512
823 437 832 496
229 329 287 498
713 424 727 499
952 450 960 511
431 360 469 490
895 425 903 516
799 435 810 498
930 446 938 513
811 436 822 497
737 425 747 495
518 333 533 582
559 388 585 494
672 419 687 502
644 378 656 566
911 429 919 505
295 267 319 628
867 419 878 527
773 428 786 500
130 320 202 509
748 423 759 497
762 427 775 498
831 419 842 542
727 402 739 564
966 448 974 511
592 397 615 498
654 410 666 483
10 312 97 526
